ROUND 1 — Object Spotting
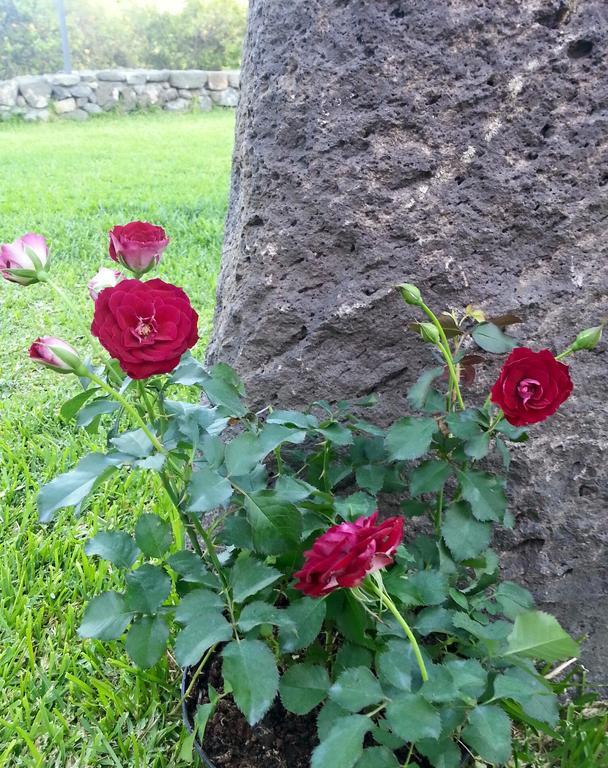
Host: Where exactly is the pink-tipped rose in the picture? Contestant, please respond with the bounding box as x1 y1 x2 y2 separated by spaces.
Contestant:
0 233 49 285
109 221 169 276
293 512 405 597
29 336 84 375
88 266 124 300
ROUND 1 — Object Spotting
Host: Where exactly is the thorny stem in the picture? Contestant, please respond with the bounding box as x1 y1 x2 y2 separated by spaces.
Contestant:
419 301 465 410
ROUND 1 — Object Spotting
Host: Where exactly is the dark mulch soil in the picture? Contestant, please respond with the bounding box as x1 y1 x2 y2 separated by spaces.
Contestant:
183 655 318 768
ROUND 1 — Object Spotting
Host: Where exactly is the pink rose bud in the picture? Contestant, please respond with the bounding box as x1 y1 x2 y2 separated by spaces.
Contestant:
88 266 124 300
0 233 49 285
29 336 85 375
108 221 169 276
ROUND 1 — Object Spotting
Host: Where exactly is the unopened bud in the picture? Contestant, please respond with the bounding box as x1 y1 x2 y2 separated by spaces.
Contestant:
419 322 440 344
398 283 423 306
571 325 603 352
29 336 87 375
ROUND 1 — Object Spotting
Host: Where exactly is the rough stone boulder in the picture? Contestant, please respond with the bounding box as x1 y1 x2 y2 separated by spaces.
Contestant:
208 0 608 680
17 76 51 108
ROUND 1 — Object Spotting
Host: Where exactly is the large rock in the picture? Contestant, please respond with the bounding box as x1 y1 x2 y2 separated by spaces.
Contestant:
46 73 80 87
54 97 76 114
17 76 51 108
97 69 127 81
169 70 207 89
96 82 122 109
207 71 229 90
209 0 608 680
0 80 18 106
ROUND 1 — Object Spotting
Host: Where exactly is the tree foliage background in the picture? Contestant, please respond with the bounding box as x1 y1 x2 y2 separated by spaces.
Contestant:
0 0 247 78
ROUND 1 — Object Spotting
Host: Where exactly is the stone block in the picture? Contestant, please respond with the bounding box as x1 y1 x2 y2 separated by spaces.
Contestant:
164 98 189 112
121 87 137 112
18 76 51 108
54 97 76 114
227 70 240 88
0 80 18 107
46 73 80 87
96 82 122 109
97 70 127 81
23 108 49 122
51 85 71 99
209 87 239 107
83 102 103 114
169 70 207 89
62 108 89 121
70 84 93 99
78 70 97 82
126 70 147 85
198 93 213 112
178 89 196 99
164 87 178 101
136 83 164 107
207 71 229 91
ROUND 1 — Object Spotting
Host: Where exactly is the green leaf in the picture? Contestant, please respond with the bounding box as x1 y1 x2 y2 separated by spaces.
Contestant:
354 747 399 768
258 422 307 453
355 464 386 494
201 373 248 417
222 639 279 725
407 367 444 410
134 513 172 558
329 667 384 712
458 469 507 522
76 398 120 427
376 639 422 692
335 644 373 674
317 700 350 741
225 433 264 476
110 428 154 458
174 612 233 666
445 410 484 440
504 610 579 662
416 739 461 768
311 715 371 768
385 693 441 743
318 422 354 446
335 492 377 521
494 582 535 620
187 466 233 513
414 607 454 636
267 409 319 429
125 615 169 668
493 667 559 726
175 589 224 624
441 502 491 561
245 491 302 555
464 432 491 460
229 554 281 603
385 417 437 461
388 569 448 607
38 452 126 522
167 550 215 586
125 564 171 614
279 597 326 652
84 531 140 568
472 322 517 353
280 663 330 714
78 591 133 640
409 460 451 497
60 387 99 421
421 664 459 703
237 601 294 633
445 658 487 700
462 704 512 764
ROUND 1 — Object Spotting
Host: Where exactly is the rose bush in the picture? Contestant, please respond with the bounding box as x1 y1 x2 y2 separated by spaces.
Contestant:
5 228 603 768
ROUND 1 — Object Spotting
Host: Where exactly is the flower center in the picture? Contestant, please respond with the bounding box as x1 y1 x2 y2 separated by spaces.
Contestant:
517 378 541 405
132 314 157 342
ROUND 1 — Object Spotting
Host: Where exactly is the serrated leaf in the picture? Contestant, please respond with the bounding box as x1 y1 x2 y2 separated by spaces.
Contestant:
385 417 437 461
187 466 233 513
60 388 99 421
280 663 330 714
504 610 579 662
174 612 233 667
441 502 491 561
125 615 169 668
355 464 386 494
134 513 172 558
385 693 441 744
493 667 559 726
317 700 350 741
229 555 281 603
125 564 171 613
471 323 517 353
76 398 121 427
335 492 377 521
494 582 535 620
445 410 484 440
416 739 462 768
445 658 487 700
267 409 319 429
376 639 423 692
167 550 215 586
237 601 294 633
311 715 371 768
279 597 326 652
222 639 279 725
84 531 140 568
414 607 454 636
329 667 384 712
110 428 154 458
175 589 224 624
354 747 399 768
464 432 491 460
388 569 448 607
407 367 444 410
78 591 133 640
318 421 354 446
458 469 506 522
245 490 302 555
462 704 512 764
410 460 451 496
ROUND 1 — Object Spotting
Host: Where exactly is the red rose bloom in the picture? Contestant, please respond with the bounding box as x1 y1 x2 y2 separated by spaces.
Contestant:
490 347 573 426
109 221 169 275
91 278 198 379
293 512 404 597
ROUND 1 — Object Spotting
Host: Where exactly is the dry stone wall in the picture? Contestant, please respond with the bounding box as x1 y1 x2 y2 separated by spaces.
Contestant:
0 69 240 122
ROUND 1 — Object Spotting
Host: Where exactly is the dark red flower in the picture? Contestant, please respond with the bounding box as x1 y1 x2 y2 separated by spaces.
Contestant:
109 221 169 275
490 347 573 427
293 512 404 597
91 278 198 379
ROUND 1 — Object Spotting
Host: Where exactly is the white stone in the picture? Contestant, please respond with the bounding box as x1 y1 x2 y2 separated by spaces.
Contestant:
46 73 80 86
18 76 52 108
126 70 147 85
207 71 229 91
210 87 239 107
96 82 122 109
0 80 18 106
97 70 127 81
54 97 77 114
62 108 89 121
23 108 50 122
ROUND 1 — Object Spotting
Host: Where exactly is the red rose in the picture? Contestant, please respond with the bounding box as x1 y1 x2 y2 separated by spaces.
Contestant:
109 221 169 275
91 278 198 379
490 347 573 426
293 512 404 597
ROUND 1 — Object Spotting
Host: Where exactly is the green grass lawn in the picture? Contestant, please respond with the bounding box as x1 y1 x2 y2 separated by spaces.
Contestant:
0 111 235 767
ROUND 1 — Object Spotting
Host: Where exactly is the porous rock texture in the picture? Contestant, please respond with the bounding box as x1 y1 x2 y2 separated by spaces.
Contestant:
208 0 608 679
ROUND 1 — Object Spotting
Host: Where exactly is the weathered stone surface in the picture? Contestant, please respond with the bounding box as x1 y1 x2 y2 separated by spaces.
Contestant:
207 71 229 90
70 84 93 99
62 108 89 121
164 97 189 112
23 108 49 122
164 87 179 101
51 84 71 99
18 76 51 108
121 87 137 112
83 102 103 114
96 82 122 109
46 73 80 86
126 70 147 85
169 69 207 89
136 83 164 107
0 79 18 106
209 0 608 680
146 69 170 82
78 70 97 82
178 89 196 99
97 69 127 81
198 93 213 112
54 97 76 114
227 70 240 88
210 87 239 107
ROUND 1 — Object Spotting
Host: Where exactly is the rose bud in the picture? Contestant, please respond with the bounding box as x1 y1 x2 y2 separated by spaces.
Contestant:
29 336 86 375
490 347 573 427
418 322 440 344
398 283 423 306
293 512 404 597
108 221 169 276
0 233 49 285
91 278 198 379
570 325 603 353
88 266 124 300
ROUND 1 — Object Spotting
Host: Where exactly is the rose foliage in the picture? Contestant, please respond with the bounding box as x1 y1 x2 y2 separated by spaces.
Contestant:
4 227 604 768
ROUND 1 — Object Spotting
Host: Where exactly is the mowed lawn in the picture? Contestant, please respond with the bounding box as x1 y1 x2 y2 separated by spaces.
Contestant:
0 111 235 767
